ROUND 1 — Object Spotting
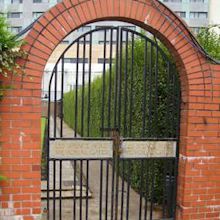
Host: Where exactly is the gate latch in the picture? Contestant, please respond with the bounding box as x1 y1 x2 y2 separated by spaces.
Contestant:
112 129 122 157
101 127 122 157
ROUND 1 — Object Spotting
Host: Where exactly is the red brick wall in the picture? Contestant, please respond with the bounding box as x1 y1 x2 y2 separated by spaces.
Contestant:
177 62 220 219
0 0 220 219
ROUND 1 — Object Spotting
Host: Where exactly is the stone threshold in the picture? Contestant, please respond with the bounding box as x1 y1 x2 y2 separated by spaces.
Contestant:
41 180 92 199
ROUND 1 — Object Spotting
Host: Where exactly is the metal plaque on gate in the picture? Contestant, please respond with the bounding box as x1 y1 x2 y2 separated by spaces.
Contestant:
120 141 176 158
50 140 113 159
50 140 176 159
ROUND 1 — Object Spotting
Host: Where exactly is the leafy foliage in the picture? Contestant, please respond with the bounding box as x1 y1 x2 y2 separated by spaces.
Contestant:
197 26 220 60
0 15 25 100
64 38 180 138
0 15 25 77
0 175 7 181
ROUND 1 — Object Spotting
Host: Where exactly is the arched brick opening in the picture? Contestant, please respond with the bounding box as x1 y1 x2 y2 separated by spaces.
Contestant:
1 0 220 219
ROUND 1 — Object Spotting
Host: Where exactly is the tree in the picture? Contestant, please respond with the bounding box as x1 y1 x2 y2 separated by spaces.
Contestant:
197 26 220 61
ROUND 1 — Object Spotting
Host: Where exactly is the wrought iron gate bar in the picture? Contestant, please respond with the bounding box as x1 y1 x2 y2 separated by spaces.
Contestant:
46 25 180 220
108 29 113 133
48 157 177 161
49 137 178 141
73 160 76 220
59 160 62 220
126 160 131 220
129 32 134 138
81 36 86 137
142 39 147 138
87 33 92 138
74 39 79 138
60 56 64 138
86 160 89 220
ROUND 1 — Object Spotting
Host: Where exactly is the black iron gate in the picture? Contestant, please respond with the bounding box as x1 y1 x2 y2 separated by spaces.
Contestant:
45 26 180 220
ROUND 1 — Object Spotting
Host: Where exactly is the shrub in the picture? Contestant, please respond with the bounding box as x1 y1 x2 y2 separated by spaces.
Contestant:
0 15 25 99
0 175 7 181
197 26 220 61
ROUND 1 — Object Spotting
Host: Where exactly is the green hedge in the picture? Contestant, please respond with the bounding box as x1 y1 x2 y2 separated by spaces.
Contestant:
64 38 179 138
63 36 180 204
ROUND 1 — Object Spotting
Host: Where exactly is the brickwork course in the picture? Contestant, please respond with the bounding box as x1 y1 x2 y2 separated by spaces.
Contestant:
0 0 220 219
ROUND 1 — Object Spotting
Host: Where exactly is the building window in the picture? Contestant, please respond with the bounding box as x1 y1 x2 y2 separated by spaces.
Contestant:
77 26 92 32
191 27 201 34
163 0 182 2
7 12 22 18
32 12 43 20
33 0 42 3
11 0 22 3
61 40 69 44
98 40 117 44
95 25 112 30
79 41 90 44
78 33 91 44
175 11 186 18
190 0 204 3
119 26 136 31
98 58 110 64
64 58 88 63
190 12 208 19
10 26 22 33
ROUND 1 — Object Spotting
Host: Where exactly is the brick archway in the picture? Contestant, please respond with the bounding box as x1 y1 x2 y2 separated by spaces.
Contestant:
1 0 220 219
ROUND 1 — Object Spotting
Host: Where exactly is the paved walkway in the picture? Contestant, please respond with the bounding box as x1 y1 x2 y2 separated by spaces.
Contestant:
41 118 163 220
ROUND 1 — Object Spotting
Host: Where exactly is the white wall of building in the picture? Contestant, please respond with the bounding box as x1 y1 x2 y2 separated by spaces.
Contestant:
209 0 220 34
42 63 109 100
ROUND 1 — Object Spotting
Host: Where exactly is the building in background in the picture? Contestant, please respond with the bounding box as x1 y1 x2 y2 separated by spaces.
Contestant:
0 0 211 35
208 0 220 34
0 0 137 42
0 0 60 33
0 1 139 97
159 0 209 33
